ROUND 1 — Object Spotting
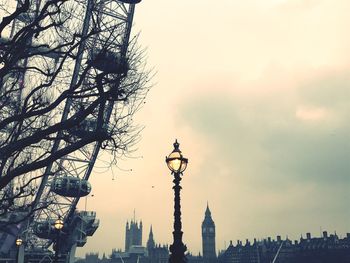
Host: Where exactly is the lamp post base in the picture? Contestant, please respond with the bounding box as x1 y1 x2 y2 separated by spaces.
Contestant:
169 243 187 263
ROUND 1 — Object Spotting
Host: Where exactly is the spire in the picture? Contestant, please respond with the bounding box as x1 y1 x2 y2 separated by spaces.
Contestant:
147 224 155 250
202 202 215 227
205 202 211 217
150 225 153 236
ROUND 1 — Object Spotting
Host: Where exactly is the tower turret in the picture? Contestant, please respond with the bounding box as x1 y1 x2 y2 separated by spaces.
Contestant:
125 218 142 252
125 221 130 251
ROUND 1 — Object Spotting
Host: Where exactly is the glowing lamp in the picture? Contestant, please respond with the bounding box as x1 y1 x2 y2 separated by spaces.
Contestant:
166 140 188 173
15 238 22 246
54 219 64 230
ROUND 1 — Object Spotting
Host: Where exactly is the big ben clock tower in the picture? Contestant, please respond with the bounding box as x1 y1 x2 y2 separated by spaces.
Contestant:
202 204 217 263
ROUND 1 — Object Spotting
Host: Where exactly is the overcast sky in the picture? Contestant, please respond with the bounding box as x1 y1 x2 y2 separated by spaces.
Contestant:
76 0 350 257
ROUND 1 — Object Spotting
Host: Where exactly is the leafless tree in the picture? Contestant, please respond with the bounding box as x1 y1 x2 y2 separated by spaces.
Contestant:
0 0 150 225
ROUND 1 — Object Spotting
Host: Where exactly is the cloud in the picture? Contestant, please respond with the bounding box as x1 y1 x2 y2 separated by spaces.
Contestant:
178 69 350 188
295 105 330 122
173 69 350 247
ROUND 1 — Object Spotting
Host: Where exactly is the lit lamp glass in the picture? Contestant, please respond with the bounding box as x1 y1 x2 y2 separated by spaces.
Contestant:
15 238 22 246
54 219 64 230
166 140 188 173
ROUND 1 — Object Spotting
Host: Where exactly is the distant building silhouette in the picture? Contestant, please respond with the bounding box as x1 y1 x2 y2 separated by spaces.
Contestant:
187 252 203 263
187 204 217 263
218 232 350 263
148 244 169 263
109 223 169 263
75 253 109 263
111 246 148 263
146 225 169 263
146 225 155 251
202 204 217 263
77 205 350 263
125 220 143 252
85 253 99 263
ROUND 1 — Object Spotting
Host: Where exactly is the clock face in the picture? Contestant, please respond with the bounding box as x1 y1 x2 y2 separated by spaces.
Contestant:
203 228 207 233
209 227 214 233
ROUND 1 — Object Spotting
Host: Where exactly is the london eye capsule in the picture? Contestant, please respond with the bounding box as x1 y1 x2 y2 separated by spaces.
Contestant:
69 118 97 138
89 49 128 74
33 221 55 239
68 118 110 138
51 177 91 198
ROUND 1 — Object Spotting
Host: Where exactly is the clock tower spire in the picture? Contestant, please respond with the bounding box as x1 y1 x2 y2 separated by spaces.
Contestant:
202 203 217 263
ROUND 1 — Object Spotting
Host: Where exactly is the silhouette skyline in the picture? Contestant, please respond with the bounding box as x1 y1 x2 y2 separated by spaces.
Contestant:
78 207 350 262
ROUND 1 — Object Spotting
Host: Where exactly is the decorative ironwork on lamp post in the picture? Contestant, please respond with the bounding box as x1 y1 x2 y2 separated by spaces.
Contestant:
53 218 64 263
166 139 188 263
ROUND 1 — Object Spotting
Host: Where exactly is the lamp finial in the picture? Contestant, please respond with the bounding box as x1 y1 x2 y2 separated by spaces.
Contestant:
173 139 179 150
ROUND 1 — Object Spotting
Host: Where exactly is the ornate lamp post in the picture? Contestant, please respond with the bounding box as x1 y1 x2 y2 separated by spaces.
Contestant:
53 218 64 263
15 238 22 263
166 139 188 263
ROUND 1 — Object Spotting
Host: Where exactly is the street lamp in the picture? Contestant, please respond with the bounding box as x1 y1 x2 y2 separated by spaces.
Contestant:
53 218 64 263
15 238 22 246
166 139 188 263
54 219 64 230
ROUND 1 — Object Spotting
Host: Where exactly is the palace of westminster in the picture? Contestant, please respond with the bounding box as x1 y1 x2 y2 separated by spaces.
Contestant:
77 205 350 263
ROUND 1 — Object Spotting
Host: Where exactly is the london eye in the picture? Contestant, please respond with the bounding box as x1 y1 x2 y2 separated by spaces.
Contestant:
0 0 145 262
